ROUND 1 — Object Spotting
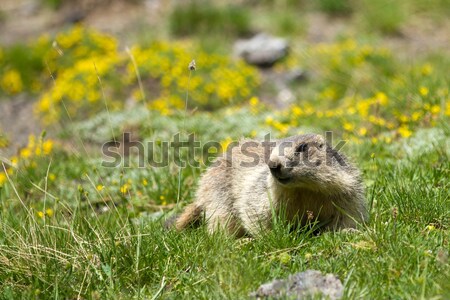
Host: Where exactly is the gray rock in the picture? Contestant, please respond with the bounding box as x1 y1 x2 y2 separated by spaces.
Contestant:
284 68 308 83
250 270 343 299
234 33 289 68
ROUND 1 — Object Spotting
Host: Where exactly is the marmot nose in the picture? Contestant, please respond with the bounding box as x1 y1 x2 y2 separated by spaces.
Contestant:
268 161 282 176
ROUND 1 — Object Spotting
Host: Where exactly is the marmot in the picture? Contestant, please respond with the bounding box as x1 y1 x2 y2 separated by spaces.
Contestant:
175 134 367 236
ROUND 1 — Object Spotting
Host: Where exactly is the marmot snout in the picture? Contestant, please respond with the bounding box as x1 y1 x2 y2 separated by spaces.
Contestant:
267 134 358 194
175 134 368 236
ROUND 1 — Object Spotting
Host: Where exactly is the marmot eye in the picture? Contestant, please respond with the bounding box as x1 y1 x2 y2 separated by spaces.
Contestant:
296 143 308 153
319 143 324 149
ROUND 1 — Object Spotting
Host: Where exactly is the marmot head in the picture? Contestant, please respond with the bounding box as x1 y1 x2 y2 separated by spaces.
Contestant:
267 134 358 193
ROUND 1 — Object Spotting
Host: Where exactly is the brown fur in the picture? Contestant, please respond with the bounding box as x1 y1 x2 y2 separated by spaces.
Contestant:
175 134 368 236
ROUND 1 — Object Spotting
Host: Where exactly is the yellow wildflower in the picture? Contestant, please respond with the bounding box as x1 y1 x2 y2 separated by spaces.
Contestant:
220 137 233 151
249 96 260 113
320 86 337 100
419 86 429 97
0 172 7 186
217 84 233 100
386 122 395 129
48 173 56 181
398 125 412 138
430 105 440 114
411 111 422 121
28 135 36 149
96 185 104 191
265 116 274 125
375 92 388 106
120 184 129 194
1 70 23 94
377 118 386 127
249 96 259 106
37 211 44 218
20 148 32 159
421 63 433 76
343 122 355 132
325 111 335 118
273 121 289 134
292 106 303 116
398 115 409 123
357 100 371 117
142 179 148 186
10 156 18 168
45 209 54 217
358 127 367 136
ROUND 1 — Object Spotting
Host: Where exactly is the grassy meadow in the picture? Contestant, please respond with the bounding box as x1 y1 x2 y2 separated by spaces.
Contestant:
0 0 449 299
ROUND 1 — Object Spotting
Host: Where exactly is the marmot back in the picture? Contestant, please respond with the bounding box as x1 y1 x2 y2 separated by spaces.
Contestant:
175 134 368 236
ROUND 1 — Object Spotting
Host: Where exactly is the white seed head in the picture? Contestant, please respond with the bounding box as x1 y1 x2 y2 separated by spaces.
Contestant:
189 59 196 71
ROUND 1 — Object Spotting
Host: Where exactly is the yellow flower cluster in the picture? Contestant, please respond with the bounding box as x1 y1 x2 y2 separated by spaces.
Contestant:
265 39 449 142
127 42 259 111
0 172 6 186
0 134 54 186
18 135 53 159
33 26 122 124
0 35 46 95
48 25 118 71
35 27 259 123
1 69 23 95
268 84 447 143
37 208 54 219
37 53 122 124
314 39 391 67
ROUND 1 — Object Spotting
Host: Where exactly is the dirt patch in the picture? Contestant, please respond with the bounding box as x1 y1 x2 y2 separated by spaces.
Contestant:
0 96 42 158
0 0 167 46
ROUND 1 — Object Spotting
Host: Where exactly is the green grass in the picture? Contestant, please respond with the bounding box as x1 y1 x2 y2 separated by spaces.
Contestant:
0 118 449 299
316 0 354 15
357 0 408 34
0 147 448 299
169 1 251 38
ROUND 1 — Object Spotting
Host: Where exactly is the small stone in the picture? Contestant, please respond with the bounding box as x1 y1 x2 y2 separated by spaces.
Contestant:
250 269 344 299
234 33 289 68
284 68 308 83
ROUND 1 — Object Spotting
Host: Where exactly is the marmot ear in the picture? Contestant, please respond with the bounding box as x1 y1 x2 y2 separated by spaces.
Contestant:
295 143 308 153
